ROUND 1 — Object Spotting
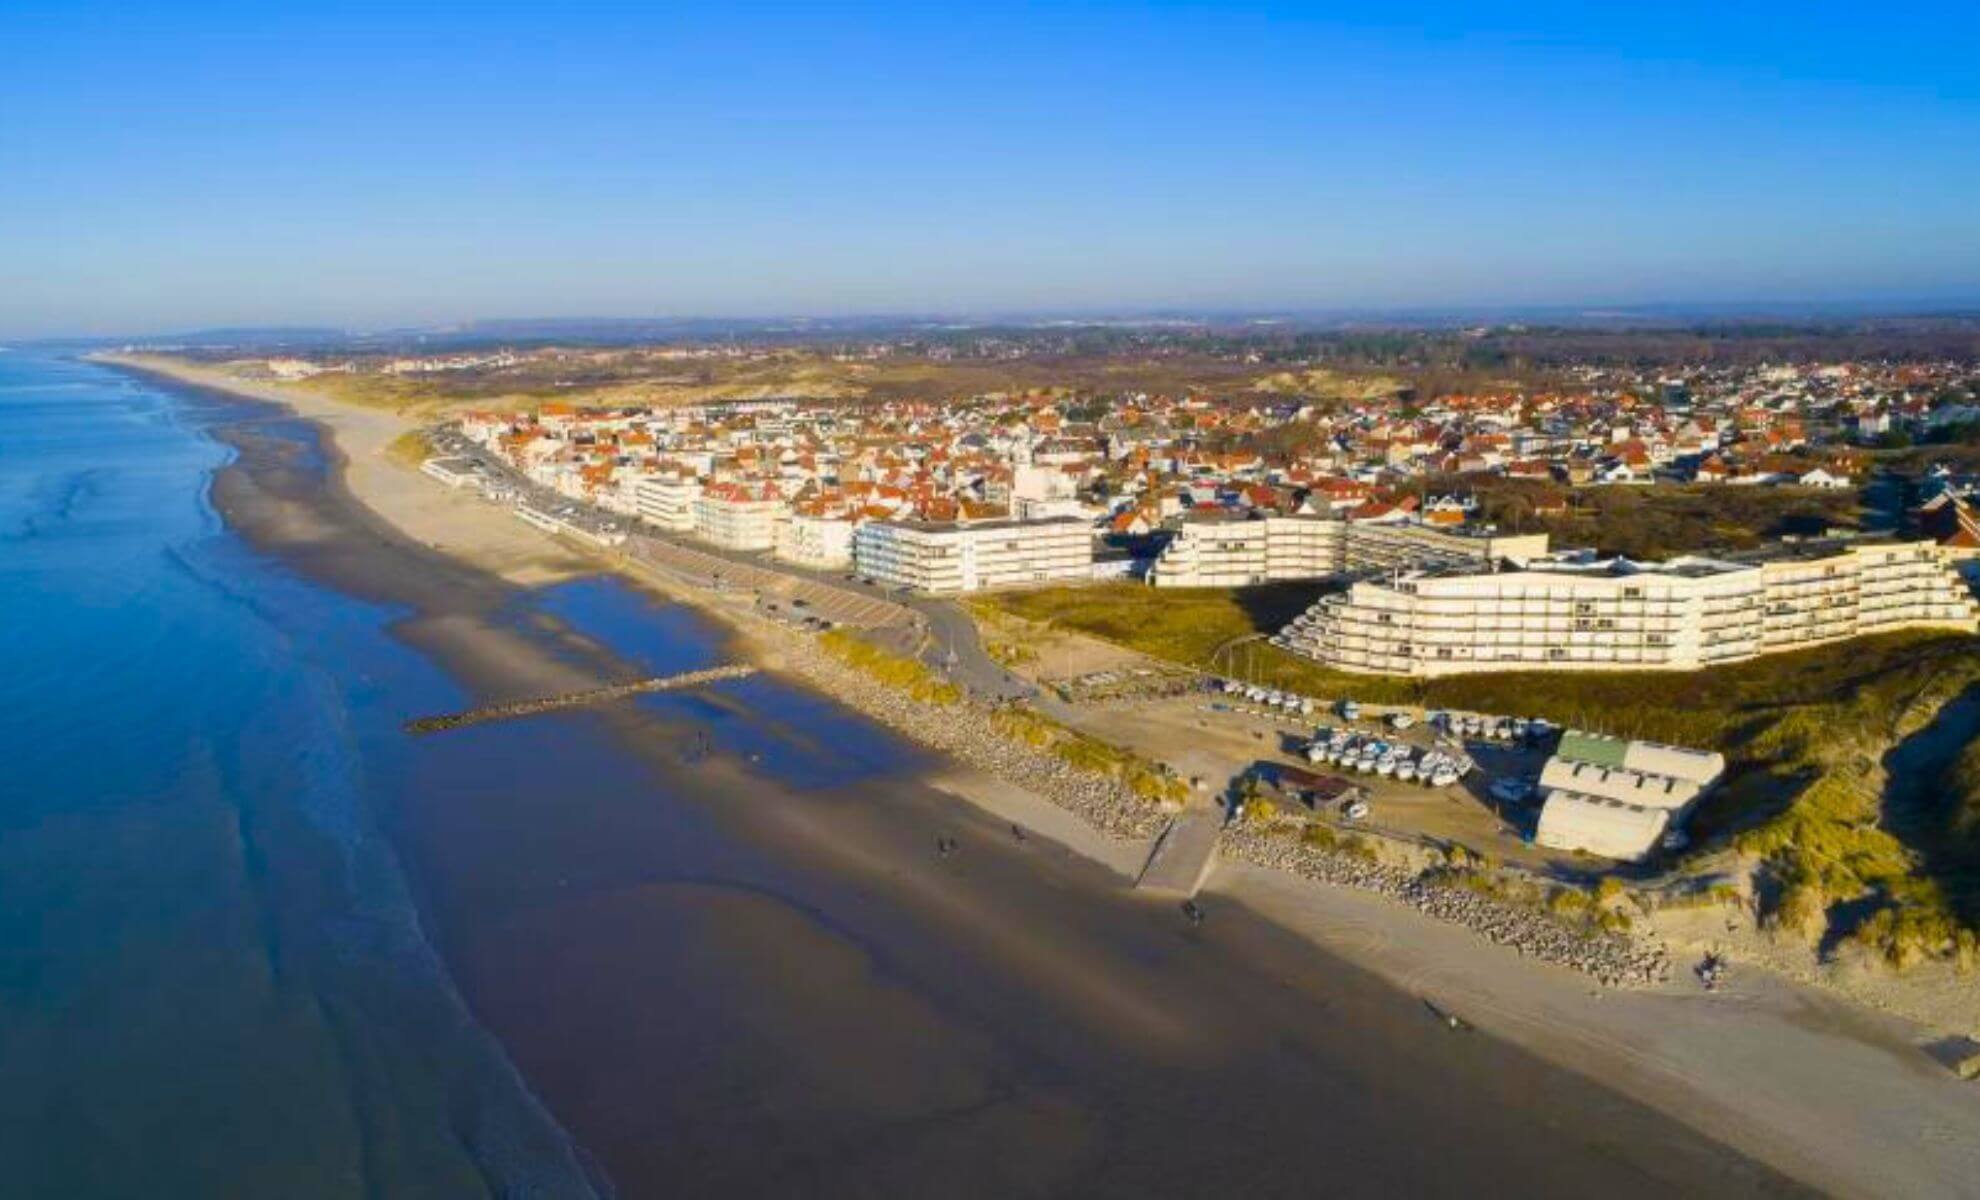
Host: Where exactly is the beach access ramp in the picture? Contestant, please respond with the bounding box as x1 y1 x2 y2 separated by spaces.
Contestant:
1134 809 1222 897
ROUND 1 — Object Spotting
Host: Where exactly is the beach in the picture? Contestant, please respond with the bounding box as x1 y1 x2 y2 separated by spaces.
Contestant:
108 354 1980 1197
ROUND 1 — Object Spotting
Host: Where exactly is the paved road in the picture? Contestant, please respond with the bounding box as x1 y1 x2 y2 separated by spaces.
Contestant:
911 596 1039 703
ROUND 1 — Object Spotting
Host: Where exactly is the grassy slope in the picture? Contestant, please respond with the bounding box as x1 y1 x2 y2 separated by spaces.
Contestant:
978 582 1980 965
1953 740 1980 845
383 429 432 467
972 583 1423 704
1472 481 1866 558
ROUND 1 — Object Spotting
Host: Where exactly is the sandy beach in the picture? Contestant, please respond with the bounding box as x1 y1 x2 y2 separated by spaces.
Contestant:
108 353 1980 1198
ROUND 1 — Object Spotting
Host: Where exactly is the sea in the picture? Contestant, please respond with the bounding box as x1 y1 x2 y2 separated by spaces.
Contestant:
0 351 611 1195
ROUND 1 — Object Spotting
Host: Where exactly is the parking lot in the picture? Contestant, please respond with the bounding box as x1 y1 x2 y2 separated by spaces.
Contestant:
1066 683 1592 873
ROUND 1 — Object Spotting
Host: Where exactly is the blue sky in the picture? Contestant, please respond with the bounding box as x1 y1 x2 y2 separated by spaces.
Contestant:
2 1 1977 337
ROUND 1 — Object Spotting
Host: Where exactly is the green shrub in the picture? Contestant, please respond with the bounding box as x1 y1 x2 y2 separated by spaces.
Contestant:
818 630 962 706
1548 887 1593 917
1597 909 1634 934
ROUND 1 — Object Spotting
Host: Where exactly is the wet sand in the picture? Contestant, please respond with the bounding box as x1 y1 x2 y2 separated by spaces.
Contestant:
180 384 1814 1197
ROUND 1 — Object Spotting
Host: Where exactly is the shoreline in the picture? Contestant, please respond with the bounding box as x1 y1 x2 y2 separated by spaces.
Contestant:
105 352 1980 1198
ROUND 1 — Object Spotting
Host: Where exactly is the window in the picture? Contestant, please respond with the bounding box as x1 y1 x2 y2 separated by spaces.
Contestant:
1622 586 1642 599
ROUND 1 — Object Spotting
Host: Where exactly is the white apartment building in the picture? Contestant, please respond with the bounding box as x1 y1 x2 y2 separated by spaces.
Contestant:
634 474 702 531
1151 513 1548 588
853 517 1093 594
1150 515 1342 587
1280 542 1979 676
692 484 786 552
774 511 856 569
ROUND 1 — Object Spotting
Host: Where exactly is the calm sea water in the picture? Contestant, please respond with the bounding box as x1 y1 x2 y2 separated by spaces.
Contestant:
0 353 599 1197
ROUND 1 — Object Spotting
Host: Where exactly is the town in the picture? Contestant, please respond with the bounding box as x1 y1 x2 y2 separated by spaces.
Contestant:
389 348 1980 663
233 337 1968 876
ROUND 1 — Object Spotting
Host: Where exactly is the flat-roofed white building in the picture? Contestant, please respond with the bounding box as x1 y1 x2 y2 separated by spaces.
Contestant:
853 517 1093 594
1151 513 1546 588
420 457 479 488
692 483 786 552
1280 542 1979 676
634 473 702 531
1535 731 1725 860
1151 515 1335 587
775 510 855 569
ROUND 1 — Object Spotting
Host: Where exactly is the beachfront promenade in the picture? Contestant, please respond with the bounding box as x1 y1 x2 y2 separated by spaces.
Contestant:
405 663 758 734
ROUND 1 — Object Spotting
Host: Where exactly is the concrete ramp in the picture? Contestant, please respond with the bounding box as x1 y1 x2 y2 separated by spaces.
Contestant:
1135 810 1222 896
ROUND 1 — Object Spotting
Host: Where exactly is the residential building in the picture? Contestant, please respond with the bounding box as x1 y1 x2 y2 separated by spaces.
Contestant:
775 509 856 569
1151 513 1547 588
1280 542 1978 676
692 483 786 551
634 473 702 531
1150 514 1343 587
853 517 1093 594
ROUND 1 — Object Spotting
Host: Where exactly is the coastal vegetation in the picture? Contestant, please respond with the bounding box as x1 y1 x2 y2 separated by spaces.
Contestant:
816 630 962 706
385 428 433 466
1298 820 1378 861
970 583 1421 704
990 705 1187 804
1948 738 1980 851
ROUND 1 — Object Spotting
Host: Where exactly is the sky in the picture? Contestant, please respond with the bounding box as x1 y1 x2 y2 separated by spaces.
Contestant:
2 1 1978 338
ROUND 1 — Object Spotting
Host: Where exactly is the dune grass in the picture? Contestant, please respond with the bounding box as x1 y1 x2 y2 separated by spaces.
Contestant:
817 630 962 706
384 428 433 467
989 705 1187 804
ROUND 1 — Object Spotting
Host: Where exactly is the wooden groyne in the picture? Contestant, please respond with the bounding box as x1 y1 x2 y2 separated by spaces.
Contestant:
405 663 758 734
